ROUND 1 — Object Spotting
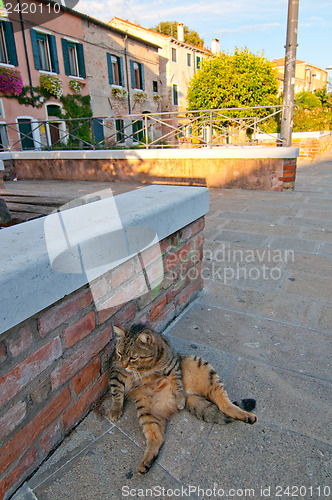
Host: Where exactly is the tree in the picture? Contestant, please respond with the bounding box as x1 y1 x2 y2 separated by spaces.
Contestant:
187 48 279 115
152 21 204 48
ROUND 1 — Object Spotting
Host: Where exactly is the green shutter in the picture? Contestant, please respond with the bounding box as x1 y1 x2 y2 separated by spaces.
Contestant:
61 38 70 75
130 60 135 88
49 35 59 73
140 63 145 91
119 57 124 86
77 43 86 78
30 29 41 70
3 22 18 66
196 56 201 69
107 53 113 84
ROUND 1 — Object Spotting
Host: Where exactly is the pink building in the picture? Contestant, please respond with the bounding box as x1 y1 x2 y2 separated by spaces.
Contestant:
0 1 162 151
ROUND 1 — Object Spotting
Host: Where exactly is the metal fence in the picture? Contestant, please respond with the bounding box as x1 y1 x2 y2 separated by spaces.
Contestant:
1 105 285 152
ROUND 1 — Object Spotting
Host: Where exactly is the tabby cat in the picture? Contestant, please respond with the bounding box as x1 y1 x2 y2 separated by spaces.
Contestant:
109 324 257 474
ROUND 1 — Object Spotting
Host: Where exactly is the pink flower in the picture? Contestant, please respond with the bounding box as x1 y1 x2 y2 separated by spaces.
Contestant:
0 68 23 96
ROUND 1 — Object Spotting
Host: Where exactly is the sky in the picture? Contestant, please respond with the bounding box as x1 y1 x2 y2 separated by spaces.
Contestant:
72 0 332 73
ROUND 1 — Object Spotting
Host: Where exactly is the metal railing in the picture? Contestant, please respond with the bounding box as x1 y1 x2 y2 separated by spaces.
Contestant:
1 105 285 152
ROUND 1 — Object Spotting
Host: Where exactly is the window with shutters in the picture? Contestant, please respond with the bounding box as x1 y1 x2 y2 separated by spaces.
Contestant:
130 60 144 90
61 38 86 78
0 21 18 66
30 29 59 73
107 54 124 86
115 119 125 143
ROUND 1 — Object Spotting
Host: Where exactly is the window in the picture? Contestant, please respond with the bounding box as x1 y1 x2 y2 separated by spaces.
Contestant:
196 56 201 69
172 47 177 63
115 119 125 143
187 53 191 67
172 84 178 106
130 60 144 90
132 120 144 142
61 38 86 78
107 54 124 86
0 123 8 151
153 80 158 93
0 21 18 65
30 29 59 73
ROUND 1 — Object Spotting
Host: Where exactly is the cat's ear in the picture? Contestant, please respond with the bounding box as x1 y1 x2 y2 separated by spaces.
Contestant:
138 332 154 344
113 326 125 338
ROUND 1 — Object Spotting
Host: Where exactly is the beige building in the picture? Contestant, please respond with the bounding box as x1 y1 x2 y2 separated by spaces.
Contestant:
273 58 328 95
81 17 162 146
109 18 217 113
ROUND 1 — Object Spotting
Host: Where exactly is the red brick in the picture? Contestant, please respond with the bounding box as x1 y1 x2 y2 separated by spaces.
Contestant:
164 242 192 272
113 303 136 327
111 260 134 289
166 274 191 303
72 356 101 395
0 337 62 406
31 379 51 405
41 422 62 455
160 237 171 255
8 325 33 357
38 288 93 337
0 387 71 476
89 277 108 301
98 302 122 325
150 296 167 321
194 234 204 250
63 312 96 348
134 313 150 326
180 218 205 242
0 401 26 441
152 304 176 332
62 372 108 431
0 446 38 500
178 278 203 307
99 274 147 322
50 329 111 390
0 341 7 364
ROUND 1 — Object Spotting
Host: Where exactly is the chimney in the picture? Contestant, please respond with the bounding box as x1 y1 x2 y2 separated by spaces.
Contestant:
177 23 184 42
211 38 220 54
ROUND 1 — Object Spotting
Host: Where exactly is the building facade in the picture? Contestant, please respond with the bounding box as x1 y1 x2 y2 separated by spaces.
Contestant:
109 18 216 113
0 1 163 151
273 58 328 95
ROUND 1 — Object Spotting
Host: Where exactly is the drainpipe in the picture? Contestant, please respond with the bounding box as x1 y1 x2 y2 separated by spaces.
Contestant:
123 35 131 114
17 0 35 106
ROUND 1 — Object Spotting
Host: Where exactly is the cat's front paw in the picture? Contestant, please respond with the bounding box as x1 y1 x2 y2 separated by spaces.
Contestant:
175 394 186 411
108 407 122 422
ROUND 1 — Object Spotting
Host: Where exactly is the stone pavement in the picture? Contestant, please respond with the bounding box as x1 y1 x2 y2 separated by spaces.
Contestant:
12 151 332 500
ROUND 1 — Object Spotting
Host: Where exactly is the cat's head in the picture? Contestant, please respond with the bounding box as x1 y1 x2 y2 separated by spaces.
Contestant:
113 324 163 372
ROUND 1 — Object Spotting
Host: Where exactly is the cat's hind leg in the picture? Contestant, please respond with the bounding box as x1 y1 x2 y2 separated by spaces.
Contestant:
181 356 257 425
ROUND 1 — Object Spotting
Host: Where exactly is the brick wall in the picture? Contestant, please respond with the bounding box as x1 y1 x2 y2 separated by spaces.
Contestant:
292 132 332 160
0 217 204 499
7 151 299 191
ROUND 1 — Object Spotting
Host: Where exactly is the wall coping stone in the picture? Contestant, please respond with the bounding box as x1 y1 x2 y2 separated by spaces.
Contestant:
0 146 299 161
0 185 209 336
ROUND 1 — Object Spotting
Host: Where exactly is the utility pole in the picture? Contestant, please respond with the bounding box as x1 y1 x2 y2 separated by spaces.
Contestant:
280 0 299 147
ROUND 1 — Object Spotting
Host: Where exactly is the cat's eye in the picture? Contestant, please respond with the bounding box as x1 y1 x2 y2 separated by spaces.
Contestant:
130 356 138 361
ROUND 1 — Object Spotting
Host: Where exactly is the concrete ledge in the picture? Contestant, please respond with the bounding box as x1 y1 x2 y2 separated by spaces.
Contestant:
1 146 299 161
0 185 209 335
